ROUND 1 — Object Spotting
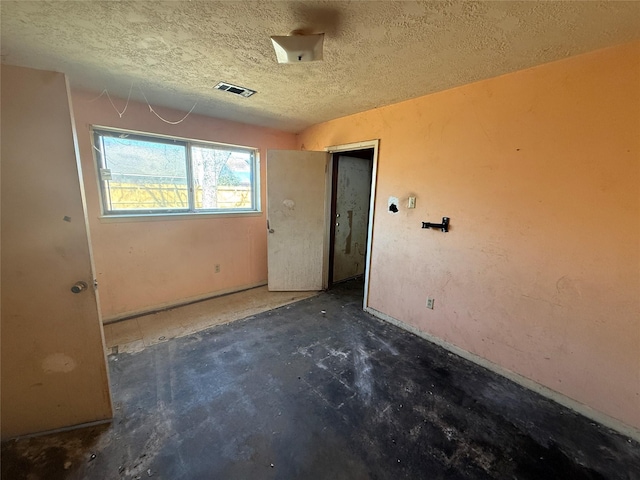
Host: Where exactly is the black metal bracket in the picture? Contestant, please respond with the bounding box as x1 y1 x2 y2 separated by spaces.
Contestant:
422 217 450 233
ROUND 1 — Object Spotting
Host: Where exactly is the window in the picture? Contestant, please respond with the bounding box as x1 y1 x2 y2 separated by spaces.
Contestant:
92 128 259 216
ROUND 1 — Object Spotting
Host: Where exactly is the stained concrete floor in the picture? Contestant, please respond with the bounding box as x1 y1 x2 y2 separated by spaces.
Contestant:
3 279 639 479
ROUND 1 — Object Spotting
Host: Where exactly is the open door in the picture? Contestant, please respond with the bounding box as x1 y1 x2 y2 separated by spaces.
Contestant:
267 150 329 291
1 66 112 438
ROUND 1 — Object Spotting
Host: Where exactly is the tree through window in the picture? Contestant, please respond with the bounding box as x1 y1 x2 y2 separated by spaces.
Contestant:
191 146 251 210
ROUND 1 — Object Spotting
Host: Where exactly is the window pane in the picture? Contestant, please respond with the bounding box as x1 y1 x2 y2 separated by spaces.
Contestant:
101 136 188 211
94 128 259 216
191 146 253 210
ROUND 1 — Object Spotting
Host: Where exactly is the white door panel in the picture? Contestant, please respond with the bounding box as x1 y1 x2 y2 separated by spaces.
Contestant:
1 66 111 438
267 150 328 291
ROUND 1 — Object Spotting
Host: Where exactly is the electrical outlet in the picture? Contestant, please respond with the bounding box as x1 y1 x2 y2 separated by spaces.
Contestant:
215 264 221 273
408 196 416 209
426 298 435 309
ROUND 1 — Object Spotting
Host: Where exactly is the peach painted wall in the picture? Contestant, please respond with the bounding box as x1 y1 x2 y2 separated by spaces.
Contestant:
1 66 112 438
71 91 296 320
297 42 640 431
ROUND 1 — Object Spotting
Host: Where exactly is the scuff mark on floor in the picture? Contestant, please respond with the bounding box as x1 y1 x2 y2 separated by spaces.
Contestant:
294 341 321 357
367 330 399 355
353 345 374 404
125 401 174 478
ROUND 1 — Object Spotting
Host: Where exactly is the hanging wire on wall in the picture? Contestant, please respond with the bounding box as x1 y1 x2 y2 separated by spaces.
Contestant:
87 83 132 118
86 82 197 125
138 85 197 125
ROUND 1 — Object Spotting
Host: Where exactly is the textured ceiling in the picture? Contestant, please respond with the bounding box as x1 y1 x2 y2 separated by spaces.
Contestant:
2 1 640 133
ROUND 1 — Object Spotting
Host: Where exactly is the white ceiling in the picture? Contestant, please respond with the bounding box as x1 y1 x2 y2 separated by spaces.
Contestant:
2 1 640 133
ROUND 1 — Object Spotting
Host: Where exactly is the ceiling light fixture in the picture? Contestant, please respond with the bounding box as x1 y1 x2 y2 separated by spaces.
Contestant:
270 30 324 64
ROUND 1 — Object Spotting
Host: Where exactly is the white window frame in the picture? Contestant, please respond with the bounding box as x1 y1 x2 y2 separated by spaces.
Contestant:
92 127 260 217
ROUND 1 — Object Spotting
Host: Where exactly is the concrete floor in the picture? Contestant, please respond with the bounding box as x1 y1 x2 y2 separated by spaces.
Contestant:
103 286 318 354
2 279 639 479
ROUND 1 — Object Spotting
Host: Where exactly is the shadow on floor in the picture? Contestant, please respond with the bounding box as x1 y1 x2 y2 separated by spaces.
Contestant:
3 279 639 479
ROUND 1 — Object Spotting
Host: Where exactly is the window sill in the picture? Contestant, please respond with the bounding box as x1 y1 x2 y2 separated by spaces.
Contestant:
98 211 263 223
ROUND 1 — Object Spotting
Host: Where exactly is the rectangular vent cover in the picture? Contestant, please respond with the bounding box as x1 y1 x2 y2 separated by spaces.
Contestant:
214 82 256 98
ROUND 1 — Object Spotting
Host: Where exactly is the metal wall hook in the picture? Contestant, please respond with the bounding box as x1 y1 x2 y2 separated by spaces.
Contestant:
71 281 88 293
422 217 450 233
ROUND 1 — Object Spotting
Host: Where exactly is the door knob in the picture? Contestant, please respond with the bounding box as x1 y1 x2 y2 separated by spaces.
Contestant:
71 281 88 294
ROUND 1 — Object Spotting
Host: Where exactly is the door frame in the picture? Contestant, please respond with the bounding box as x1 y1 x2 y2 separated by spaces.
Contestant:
324 140 379 309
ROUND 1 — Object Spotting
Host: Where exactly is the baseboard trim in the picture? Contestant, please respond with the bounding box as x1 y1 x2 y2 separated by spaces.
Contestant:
2 418 112 442
103 281 268 325
364 306 640 443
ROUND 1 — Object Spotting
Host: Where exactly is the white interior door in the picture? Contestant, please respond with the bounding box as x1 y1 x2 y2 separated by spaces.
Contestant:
267 150 328 291
1 66 112 438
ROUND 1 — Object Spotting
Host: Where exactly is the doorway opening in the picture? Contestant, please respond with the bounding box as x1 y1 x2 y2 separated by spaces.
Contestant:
327 148 375 296
265 140 379 309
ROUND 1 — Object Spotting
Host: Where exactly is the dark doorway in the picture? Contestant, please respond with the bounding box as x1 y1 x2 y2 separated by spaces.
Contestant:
328 148 374 289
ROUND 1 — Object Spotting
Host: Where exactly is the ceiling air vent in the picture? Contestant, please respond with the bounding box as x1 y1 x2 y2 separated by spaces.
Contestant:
214 82 256 98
